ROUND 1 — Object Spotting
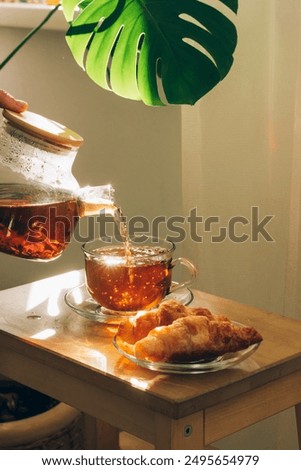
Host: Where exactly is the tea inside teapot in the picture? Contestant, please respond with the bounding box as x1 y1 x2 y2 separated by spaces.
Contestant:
0 109 115 261
0 183 80 260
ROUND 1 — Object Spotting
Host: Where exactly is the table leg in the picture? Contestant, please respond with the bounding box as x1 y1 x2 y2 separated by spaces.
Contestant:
83 414 120 449
153 411 204 450
295 403 301 449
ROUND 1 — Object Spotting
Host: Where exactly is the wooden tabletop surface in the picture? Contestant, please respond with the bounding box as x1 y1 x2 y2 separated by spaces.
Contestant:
1 269 301 419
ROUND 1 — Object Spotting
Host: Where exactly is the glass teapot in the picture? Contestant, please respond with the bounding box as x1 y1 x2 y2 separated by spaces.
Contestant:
0 109 115 262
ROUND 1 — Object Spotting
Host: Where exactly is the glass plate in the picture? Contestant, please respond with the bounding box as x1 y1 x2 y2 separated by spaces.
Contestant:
113 334 261 374
64 283 194 324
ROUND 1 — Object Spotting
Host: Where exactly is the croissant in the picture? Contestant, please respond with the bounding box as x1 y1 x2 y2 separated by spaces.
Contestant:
117 299 214 344
134 315 263 362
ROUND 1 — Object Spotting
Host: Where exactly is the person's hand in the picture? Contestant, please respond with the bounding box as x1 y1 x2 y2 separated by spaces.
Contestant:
0 90 28 113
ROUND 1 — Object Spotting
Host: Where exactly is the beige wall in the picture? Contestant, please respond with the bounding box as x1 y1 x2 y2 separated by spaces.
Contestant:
182 0 301 449
0 24 182 289
182 0 301 316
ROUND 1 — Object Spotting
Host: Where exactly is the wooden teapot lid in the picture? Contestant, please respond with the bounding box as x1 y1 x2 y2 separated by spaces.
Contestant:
3 109 84 148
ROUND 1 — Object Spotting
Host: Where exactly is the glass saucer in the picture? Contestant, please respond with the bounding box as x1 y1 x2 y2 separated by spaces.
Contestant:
113 334 260 374
64 283 194 324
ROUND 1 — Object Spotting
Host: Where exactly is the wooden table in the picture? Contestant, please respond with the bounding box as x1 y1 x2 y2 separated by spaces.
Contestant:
0 269 300 450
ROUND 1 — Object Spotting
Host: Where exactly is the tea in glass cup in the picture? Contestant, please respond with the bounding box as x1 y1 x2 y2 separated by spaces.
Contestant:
82 237 197 314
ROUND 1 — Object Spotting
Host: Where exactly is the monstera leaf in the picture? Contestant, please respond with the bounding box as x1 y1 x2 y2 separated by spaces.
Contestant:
62 0 238 106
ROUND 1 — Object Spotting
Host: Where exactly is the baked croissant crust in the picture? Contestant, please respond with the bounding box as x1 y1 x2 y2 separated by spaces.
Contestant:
117 300 188 345
117 299 263 362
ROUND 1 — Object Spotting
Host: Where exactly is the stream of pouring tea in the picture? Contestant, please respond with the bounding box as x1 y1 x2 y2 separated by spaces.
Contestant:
111 205 132 257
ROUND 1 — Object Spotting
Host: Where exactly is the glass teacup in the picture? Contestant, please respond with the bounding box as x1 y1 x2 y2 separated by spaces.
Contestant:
82 236 197 315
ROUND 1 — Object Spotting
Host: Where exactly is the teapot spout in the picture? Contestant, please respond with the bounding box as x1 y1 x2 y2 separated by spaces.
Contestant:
77 184 116 217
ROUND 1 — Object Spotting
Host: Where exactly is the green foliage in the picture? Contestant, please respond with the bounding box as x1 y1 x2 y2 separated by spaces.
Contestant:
63 0 238 106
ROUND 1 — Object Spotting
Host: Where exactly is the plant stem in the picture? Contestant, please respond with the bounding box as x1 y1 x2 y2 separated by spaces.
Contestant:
0 4 61 71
